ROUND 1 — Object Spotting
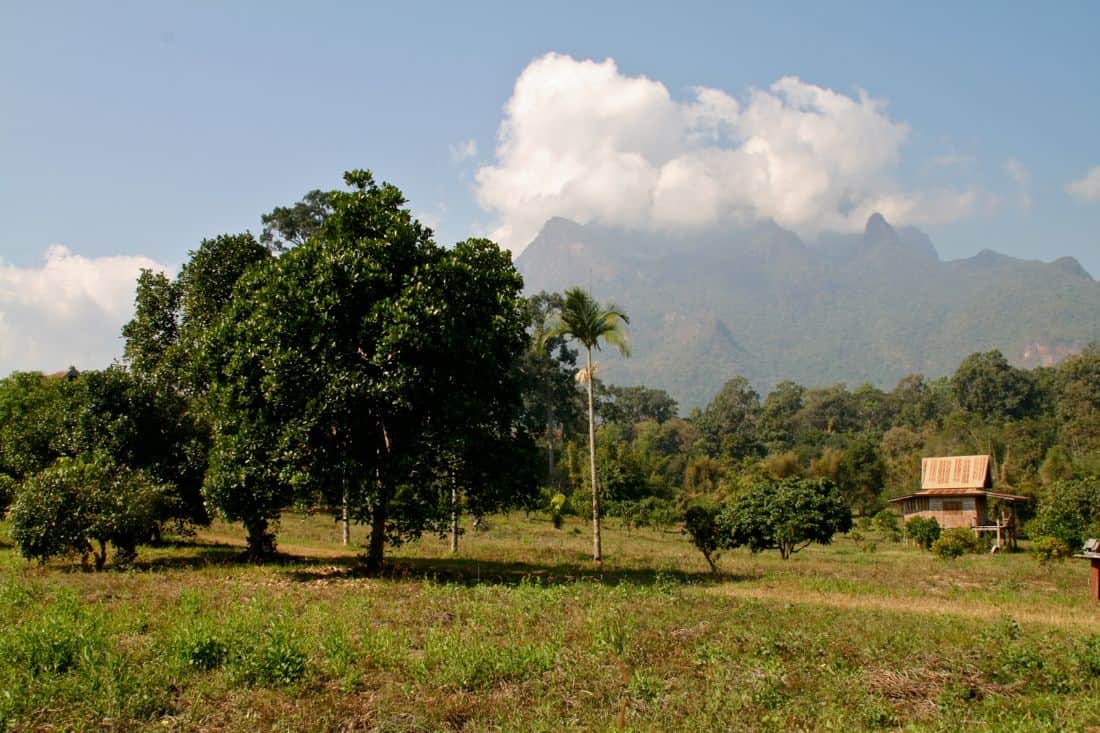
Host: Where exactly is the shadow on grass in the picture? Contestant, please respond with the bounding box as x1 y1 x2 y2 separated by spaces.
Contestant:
281 555 756 588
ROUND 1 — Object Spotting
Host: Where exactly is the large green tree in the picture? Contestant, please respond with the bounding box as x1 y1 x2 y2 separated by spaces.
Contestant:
547 287 630 563
951 350 1037 422
723 477 852 560
204 170 535 568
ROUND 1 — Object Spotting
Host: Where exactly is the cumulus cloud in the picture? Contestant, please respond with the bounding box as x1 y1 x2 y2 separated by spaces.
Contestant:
1004 158 1033 211
476 53 978 253
449 139 478 163
0 246 171 376
1067 166 1100 203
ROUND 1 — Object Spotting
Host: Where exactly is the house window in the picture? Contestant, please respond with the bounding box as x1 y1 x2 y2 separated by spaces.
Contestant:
943 500 963 511
907 497 930 513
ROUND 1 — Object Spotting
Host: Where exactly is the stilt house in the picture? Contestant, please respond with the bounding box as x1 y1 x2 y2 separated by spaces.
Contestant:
888 455 1027 548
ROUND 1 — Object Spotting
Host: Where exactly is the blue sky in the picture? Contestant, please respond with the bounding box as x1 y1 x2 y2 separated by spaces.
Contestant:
1 1 1098 373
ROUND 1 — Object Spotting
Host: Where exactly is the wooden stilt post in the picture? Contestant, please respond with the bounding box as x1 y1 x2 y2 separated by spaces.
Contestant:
1091 558 1100 602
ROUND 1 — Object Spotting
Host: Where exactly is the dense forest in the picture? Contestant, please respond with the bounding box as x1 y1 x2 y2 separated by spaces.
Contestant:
1 172 1099 570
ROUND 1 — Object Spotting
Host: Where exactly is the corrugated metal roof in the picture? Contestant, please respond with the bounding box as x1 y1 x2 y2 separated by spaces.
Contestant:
889 489 1028 503
921 455 992 490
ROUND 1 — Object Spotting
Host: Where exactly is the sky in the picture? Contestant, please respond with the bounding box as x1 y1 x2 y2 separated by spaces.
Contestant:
1 1 1099 375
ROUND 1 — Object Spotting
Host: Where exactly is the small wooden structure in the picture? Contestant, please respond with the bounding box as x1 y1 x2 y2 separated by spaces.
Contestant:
1074 539 1100 601
888 455 1028 550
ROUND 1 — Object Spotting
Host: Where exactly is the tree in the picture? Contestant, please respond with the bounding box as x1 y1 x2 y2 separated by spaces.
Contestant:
835 436 887 515
905 516 941 550
123 233 271 395
547 287 630 563
951 350 1037 422
722 477 852 559
259 189 335 251
517 292 580 485
1027 478 1100 550
601 384 678 425
695 377 761 459
204 170 534 568
758 381 805 450
10 455 166 569
121 270 180 387
684 504 727 574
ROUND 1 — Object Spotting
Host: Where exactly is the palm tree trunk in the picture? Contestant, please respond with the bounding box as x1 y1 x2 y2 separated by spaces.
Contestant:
586 347 602 563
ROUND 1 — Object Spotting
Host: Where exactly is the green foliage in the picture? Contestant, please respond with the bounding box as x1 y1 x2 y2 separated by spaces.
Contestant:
1029 536 1072 564
696 376 761 459
683 503 726 573
835 436 886 515
1027 478 1100 550
260 189 334 251
871 508 899 535
230 624 308 686
932 527 986 559
10 455 166 569
905 516 941 550
952 350 1037 421
723 477 853 559
601 384 678 425
204 170 535 567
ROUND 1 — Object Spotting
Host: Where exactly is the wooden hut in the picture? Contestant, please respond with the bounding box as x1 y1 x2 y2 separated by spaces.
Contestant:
888 455 1027 549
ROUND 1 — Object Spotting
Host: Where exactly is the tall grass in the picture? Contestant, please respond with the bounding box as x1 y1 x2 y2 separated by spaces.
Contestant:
1 513 1099 730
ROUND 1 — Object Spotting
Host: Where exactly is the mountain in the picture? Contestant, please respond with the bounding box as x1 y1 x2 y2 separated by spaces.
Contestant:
516 214 1100 410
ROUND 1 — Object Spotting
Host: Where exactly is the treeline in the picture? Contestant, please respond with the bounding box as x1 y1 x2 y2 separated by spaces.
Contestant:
1 170 1099 569
0 171 542 570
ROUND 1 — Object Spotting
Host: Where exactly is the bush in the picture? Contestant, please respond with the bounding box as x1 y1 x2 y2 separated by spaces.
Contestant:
723 477 853 560
683 504 726 574
1027 478 1100 550
933 527 985 559
905 516 941 550
1029 536 1072 564
548 492 570 530
871 508 899 535
10 455 167 569
0 473 14 516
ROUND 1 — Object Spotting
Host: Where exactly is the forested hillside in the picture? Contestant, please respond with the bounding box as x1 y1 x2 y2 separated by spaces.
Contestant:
517 213 1100 409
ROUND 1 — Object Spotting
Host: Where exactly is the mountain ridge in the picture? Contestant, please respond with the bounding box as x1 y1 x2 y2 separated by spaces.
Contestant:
516 214 1099 410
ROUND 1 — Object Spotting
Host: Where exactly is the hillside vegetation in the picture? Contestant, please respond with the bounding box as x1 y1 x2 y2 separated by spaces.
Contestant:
517 214 1100 409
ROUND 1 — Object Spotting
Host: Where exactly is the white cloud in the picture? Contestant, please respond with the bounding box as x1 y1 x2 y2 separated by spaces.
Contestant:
1067 166 1100 203
449 139 478 163
1004 158 1033 211
0 246 171 376
476 53 978 254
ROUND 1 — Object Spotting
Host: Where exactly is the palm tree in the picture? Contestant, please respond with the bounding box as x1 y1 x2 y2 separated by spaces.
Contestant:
547 287 629 562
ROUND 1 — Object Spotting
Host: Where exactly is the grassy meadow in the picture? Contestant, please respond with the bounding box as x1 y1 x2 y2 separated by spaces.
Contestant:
2 513 1100 732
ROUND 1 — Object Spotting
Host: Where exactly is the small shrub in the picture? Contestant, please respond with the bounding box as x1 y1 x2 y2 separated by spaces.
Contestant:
905 516 941 550
871 509 899 535
683 504 726 574
231 625 307 686
932 528 985 559
10 455 166 569
1029 536 1072 564
549 492 569 530
176 627 229 671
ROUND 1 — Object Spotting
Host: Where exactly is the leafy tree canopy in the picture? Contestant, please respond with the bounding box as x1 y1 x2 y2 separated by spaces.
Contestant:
204 170 535 567
722 477 852 559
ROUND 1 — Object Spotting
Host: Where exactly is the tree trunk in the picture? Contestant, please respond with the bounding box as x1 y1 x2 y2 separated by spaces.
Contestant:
341 488 350 546
366 494 387 574
450 473 459 554
365 425 393 574
587 347 602 563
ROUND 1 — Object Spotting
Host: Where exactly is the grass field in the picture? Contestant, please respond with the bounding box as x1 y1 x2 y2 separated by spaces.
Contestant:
2 512 1100 732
